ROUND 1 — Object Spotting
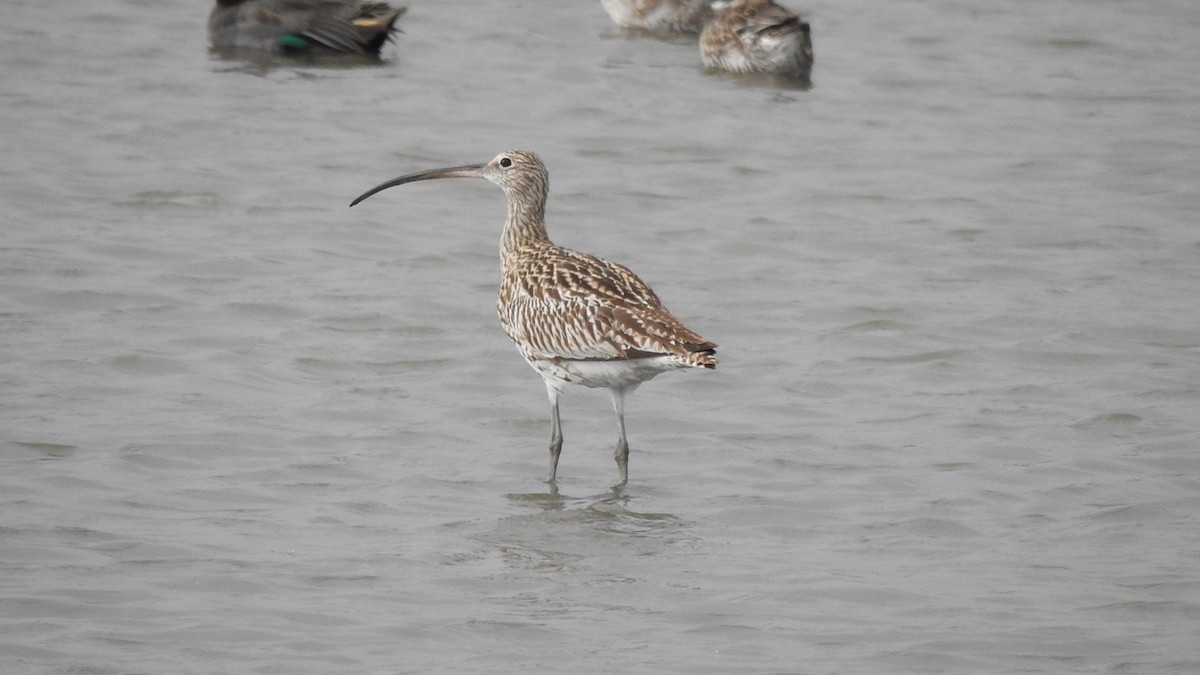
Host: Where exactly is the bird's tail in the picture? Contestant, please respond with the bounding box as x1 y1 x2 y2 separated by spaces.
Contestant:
682 344 717 369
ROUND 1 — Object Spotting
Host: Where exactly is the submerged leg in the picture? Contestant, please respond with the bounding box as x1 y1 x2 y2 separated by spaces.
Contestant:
609 385 637 487
546 381 564 484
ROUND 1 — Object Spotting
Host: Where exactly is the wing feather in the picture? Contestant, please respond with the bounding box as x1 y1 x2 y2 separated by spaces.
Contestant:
498 245 715 363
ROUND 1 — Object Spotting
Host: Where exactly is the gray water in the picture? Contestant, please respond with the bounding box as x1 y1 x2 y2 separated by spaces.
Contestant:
3 0 1199 673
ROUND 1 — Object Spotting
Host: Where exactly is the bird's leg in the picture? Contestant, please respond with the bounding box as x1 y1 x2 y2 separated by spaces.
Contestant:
546 381 564 484
609 386 635 487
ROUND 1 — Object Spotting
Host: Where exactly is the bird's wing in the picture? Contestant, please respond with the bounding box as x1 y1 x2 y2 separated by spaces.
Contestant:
500 247 715 362
733 2 805 37
269 1 401 54
293 12 372 53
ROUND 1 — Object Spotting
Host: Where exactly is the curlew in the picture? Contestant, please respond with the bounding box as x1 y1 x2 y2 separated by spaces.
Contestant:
599 0 716 34
350 151 717 486
700 0 813 81
207 0 407 57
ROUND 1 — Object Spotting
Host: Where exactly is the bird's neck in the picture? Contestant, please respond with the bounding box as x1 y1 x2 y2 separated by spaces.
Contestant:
500 192 551 262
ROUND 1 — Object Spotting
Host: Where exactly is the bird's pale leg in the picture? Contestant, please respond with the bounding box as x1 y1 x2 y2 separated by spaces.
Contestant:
609 385 637 487
546 381 564 484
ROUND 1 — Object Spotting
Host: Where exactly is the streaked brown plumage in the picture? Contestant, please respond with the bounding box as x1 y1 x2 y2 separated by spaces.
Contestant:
350 151 716 486
700 0 813 81
599 0 716 34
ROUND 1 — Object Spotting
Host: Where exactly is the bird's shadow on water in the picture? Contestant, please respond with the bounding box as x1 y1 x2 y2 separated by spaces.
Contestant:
704 68 814 92
503 484 687 538
207 48 390 76
441 485 698 576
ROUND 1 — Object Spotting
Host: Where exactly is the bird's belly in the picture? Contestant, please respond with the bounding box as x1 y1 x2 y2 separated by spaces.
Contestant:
527 356 681 389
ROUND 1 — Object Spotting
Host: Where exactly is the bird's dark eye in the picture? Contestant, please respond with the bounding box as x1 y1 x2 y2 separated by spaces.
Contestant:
499 157 513 168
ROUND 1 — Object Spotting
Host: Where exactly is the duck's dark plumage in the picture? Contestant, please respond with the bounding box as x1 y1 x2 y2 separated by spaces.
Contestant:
208 0 407 57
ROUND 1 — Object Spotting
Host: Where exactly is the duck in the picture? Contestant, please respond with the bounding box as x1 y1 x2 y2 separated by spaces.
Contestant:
208 0 407 58
700 0 813 80
599 0 715 34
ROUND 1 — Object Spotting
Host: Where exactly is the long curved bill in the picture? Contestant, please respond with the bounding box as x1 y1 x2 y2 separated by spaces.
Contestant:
349 163 486 207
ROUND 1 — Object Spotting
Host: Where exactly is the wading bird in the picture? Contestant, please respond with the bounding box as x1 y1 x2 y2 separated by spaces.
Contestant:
350 151 717 486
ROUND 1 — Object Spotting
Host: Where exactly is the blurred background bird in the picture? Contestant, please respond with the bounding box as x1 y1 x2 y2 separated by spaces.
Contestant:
700 0 813 80
208 0 407 58
599 0 715 34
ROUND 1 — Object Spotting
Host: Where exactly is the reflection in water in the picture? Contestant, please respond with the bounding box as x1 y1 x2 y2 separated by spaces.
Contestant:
492 486 693 573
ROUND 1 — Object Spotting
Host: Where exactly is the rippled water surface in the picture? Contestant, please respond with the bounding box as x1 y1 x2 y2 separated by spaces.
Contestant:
3 1 1200 673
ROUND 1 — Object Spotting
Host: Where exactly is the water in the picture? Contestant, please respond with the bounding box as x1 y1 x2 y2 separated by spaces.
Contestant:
3 0 1199 672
